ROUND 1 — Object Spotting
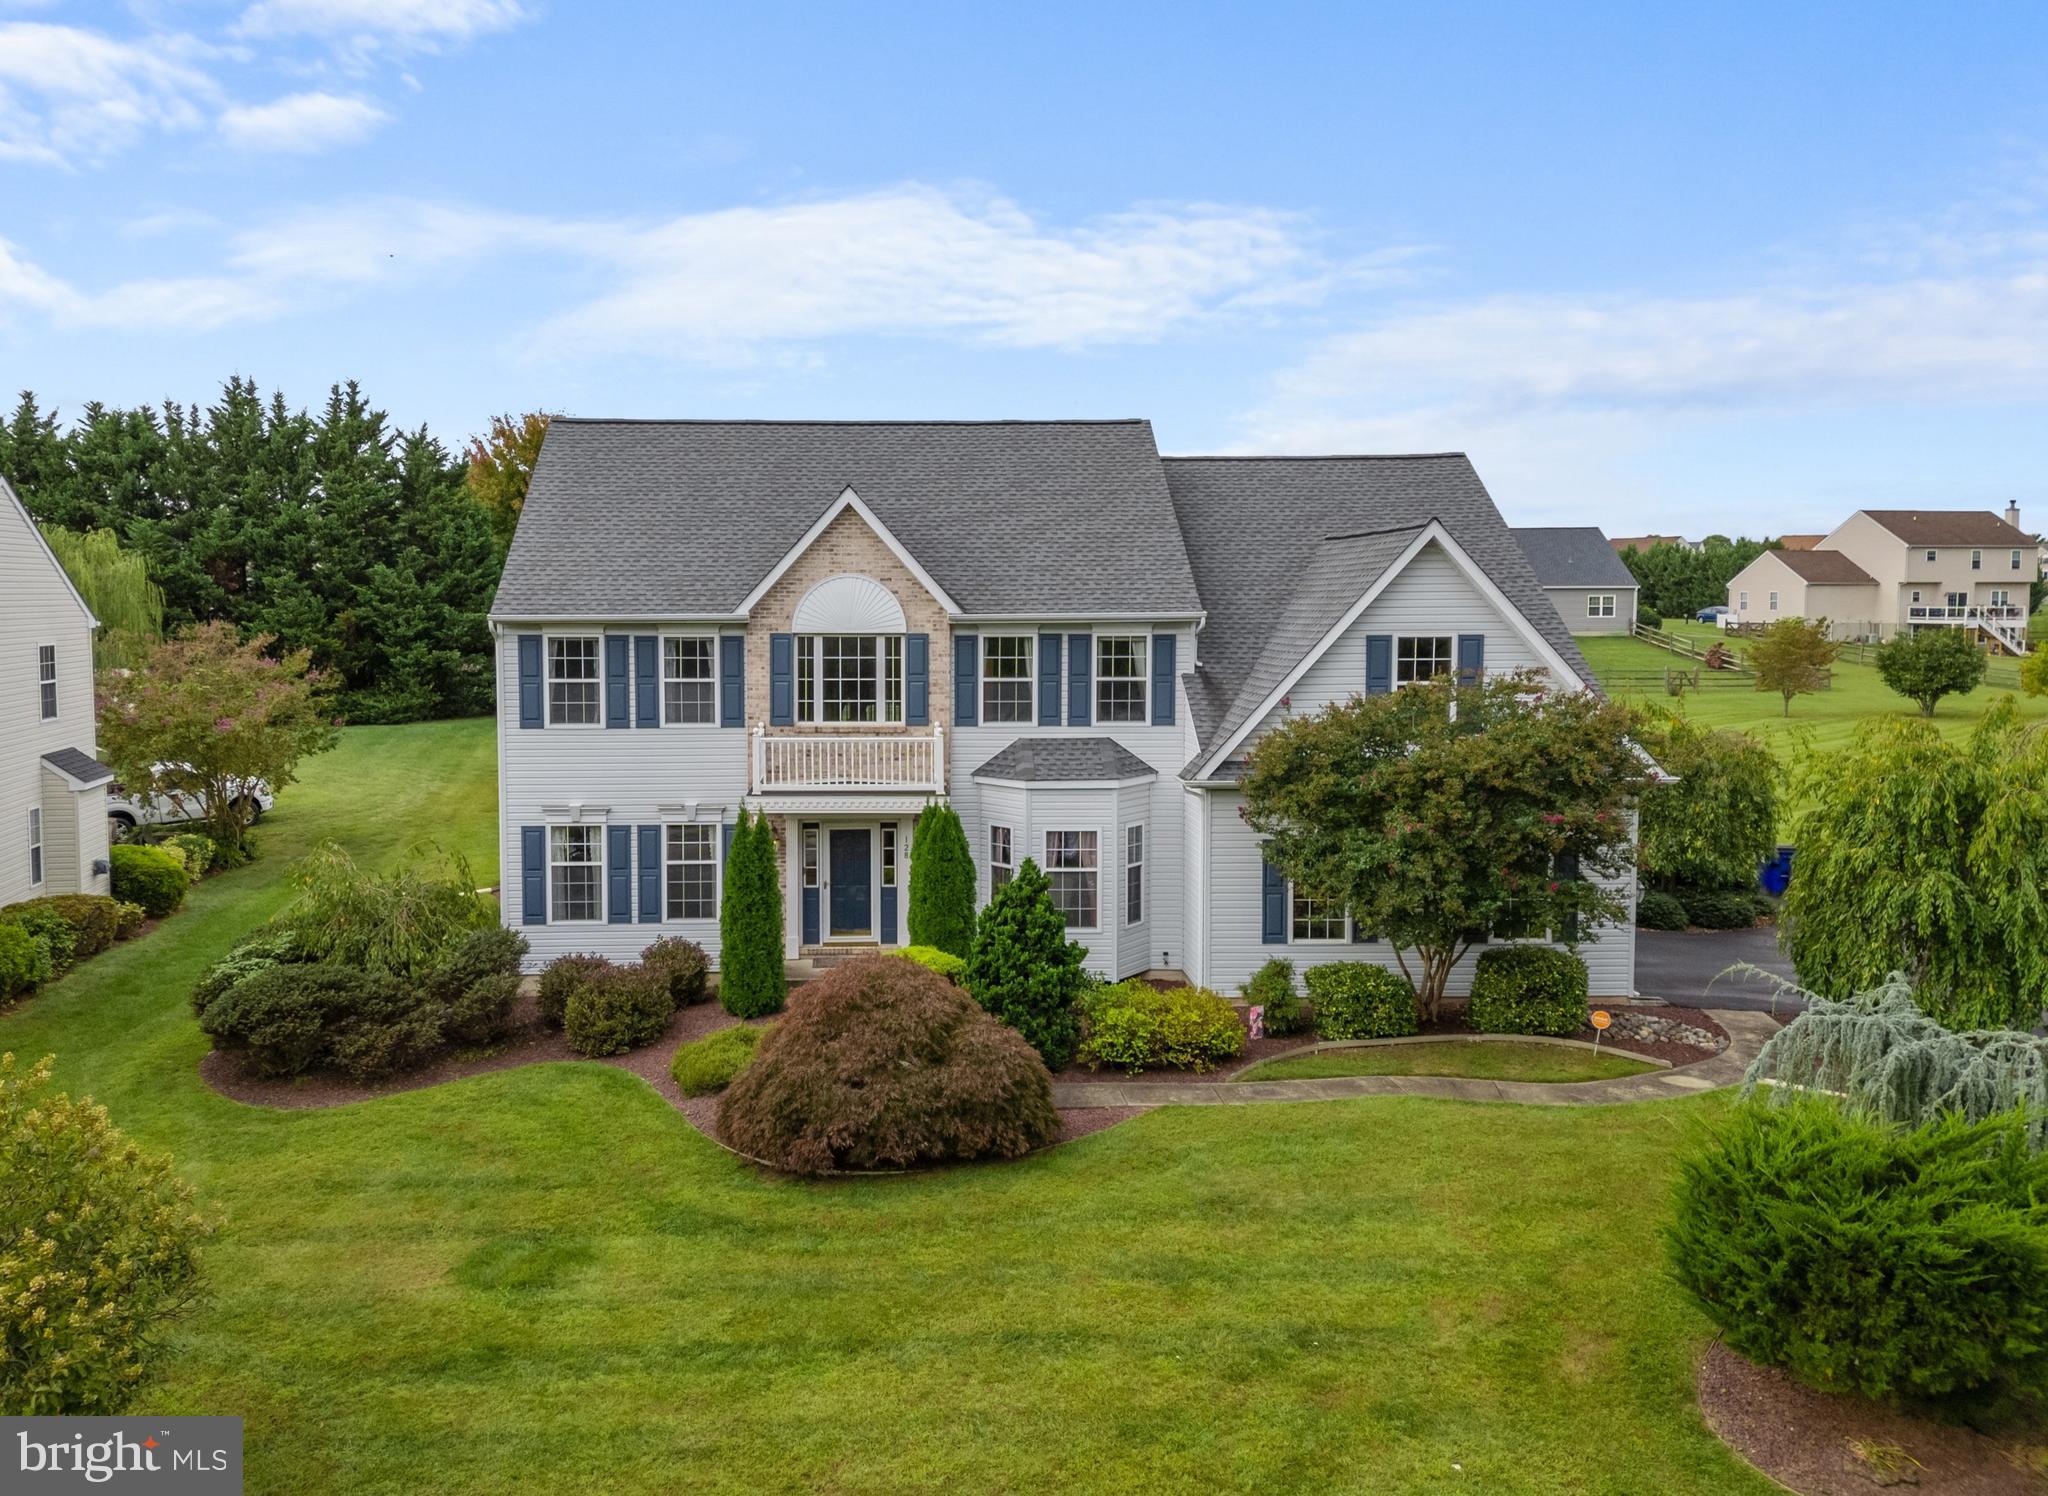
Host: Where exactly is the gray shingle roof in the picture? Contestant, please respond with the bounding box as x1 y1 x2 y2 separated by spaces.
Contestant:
971 737 1157 783
42 747 113 787
1166 455 1598 775
1512 526 1640 589
492 419 1203 619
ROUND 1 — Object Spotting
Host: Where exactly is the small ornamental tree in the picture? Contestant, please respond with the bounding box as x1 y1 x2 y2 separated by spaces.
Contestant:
96 621 338 856
1875 626 1987 717
962 857 1086 1068
1745 616 1840 717
907 803 976 957
1782 702 2048 1032
464 411 550 549
718 810 787 1019
2018 641 2047 699
1635 715 1779 891
1241 672 1656 1022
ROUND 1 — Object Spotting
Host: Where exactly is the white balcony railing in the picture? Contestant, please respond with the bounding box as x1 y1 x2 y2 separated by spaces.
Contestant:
750 727 944 793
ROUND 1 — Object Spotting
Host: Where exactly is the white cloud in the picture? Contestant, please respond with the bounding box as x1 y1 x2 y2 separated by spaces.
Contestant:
232 0 528 54
218 91 389 152
0 22 215 165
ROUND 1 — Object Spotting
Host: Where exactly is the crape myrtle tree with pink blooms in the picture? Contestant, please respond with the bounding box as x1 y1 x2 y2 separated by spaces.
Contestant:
1240 670 1657 1022
97 621 339 860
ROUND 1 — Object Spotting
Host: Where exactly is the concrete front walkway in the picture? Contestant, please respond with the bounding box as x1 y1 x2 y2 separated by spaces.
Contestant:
1049 1008 1777 1108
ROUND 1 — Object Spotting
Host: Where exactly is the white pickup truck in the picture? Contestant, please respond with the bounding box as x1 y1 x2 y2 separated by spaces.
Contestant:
106 770 274 842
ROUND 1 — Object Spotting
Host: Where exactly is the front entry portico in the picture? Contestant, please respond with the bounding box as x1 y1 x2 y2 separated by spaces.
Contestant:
783 814 912 953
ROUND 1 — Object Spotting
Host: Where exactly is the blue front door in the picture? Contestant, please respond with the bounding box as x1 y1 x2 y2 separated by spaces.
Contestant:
829 828 872 937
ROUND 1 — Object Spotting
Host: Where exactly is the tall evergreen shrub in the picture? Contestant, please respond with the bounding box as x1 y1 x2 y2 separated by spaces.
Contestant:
719 811 787 1019
907 803 976 957
961 857 1085 1068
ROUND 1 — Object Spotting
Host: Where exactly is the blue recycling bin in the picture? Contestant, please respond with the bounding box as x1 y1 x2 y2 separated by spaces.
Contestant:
1758 845 1794 897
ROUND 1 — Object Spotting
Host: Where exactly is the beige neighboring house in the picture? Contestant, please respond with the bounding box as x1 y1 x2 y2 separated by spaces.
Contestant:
1726 506 2040 655
0 477 113 907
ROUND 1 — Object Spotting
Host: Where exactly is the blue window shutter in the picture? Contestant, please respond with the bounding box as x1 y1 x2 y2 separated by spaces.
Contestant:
1067 633 1092 726
635 636 659 726
1261 852 1287 945
638 825 661 923
905 633 929 725
517 634 543 728
605 636 630 728
1457 634 1485 687
769 633 794 726
1038 633 1062 726
721 635 745 727
953 634 979 726
521 826 547 925
607 825 632 923
1365 634 1394 695
1151 633 1176 726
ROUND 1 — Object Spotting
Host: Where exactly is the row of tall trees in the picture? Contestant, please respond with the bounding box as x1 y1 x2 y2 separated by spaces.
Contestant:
1 381 519 723
1620 535 1774 617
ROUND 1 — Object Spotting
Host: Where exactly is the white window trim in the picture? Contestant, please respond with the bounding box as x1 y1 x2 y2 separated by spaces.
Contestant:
28 808 43 888
1123 824 1144 927
662 822 720 922
548 823 605 924
544 632 604 729
1394 634 1455 688
1586 594 1616 618
1094 633 1150 725
36 641 57 721
1738 590 1749 610
989 824 1014 892
660 633 718 727
1288 880 1351 945
1926 549 1938 563
795 633 905 725
1044 828 1101 933
1767 592 1779 612
2012 549 2024 571
980 635 1037 725
1971 549 1983 570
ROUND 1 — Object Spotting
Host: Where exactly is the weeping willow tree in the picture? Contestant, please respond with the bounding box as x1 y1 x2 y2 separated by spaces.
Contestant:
38 524 164 672
1744 973 2048 1151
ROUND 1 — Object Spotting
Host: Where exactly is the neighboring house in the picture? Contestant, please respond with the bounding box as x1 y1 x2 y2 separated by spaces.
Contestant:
1512 526 1640 634
1609 534 1698 554
0 477 113 908
1725 507 2040 653
1774 533 1824 551
490 420 1637 998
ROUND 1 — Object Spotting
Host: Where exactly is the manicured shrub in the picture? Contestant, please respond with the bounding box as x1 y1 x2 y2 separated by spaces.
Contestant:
537 954 613 1029
961 856 1086 1068
110 843 189 918
427 926 528 1007
326 982 448 1082
898 944 966 983
1468 946 1590 1036
113 901 147 938
907 803 976 957
718 810 786 1018
1078 982 1246 1073
1667 1100 2048 1417
563 965 672 1057
1305 962 1418 1040
445 971 522 1047
641 936 709 1007
189 932 303 1018
1 895 123 970
167 832 214 878
1636 890 1689 931
1240 957 1306 1037
1636 605 1662 628
0 924 52 1000
720 955 1059 1173
0 903 75 975
198 963 442 1080
271 842 493 979
670 1023 770 1096
1 1053 216 1415
1679 886 1756 930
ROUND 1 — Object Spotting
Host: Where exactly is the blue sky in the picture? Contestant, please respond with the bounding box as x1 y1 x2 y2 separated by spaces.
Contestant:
5 1 2047 535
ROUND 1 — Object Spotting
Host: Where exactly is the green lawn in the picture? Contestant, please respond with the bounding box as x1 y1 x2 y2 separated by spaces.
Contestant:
0 719 1772 1494
1238 1040 1661 1084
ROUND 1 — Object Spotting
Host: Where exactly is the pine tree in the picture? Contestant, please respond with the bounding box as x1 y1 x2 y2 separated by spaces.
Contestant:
907 803 977 956
961 857 1086 1068
718 811 787 1018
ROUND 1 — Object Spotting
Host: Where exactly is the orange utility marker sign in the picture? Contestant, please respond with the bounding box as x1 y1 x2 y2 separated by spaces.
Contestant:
1589 1010 1612 1051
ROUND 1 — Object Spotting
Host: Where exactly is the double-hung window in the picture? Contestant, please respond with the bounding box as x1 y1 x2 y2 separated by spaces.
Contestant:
797 635 903 723
1946 591 1968 610
1767 592 1779 612
1045 830 1098 929
549 824 602 921
982 636 1035 723
1586 594 1615 618
1926 548 1938 564
664 824 717 919
27 809 43 887
989 826 1013 891
663 637 715 724
37 645 56 720
2012 549 2024 571
1972 549 1983 571
547 636 601 725
1290 885 1346 942
1124 825 1144 925
1396 635 1453 685
1096 636 1148 723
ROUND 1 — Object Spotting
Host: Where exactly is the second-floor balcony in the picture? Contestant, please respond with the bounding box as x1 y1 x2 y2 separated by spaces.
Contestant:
750 727 944 794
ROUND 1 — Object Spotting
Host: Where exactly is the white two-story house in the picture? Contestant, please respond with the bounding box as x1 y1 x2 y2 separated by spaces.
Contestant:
489 420 1636 997
1 477 113 908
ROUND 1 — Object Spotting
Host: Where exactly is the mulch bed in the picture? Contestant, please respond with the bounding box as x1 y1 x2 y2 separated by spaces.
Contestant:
1697 1340 2045 1495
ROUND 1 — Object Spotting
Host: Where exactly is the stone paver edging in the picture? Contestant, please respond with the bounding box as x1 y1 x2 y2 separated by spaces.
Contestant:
1247 1031 1677 1070
1049 1009 1775 1108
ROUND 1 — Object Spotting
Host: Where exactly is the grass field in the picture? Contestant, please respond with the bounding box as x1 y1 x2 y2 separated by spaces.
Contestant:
1237 1040 1660 1084
0 719 1773 1494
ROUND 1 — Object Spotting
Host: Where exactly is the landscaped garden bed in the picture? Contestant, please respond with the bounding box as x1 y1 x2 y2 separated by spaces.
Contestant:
1233 1038 1663 1085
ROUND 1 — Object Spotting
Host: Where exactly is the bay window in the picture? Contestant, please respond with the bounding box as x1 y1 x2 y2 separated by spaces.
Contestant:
1124 825 1144 925
989 825 1013 891
1045 830 1098 929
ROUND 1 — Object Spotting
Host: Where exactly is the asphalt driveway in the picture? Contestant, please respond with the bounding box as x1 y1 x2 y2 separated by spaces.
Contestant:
1634 925 1801 1012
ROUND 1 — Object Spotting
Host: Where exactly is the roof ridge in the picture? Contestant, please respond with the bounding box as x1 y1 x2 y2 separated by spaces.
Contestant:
1164 451 1469 463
